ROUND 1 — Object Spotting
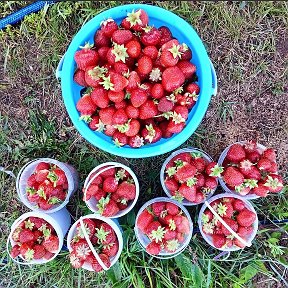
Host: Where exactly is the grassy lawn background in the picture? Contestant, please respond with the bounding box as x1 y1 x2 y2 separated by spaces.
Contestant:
0 1 287 287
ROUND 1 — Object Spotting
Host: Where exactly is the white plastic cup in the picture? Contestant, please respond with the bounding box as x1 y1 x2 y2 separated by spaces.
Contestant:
7 208 71 265
16 158 79 213
83 162 139 218
218 141 266 200
198 193 258 252
134 197 193 259
160 147 217 206
67 214 123 272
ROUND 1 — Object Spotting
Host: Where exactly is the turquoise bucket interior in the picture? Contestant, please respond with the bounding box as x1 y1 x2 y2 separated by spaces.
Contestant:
59 4 215 158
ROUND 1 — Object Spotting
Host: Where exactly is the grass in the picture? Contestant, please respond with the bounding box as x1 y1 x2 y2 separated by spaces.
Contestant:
0 1 287 287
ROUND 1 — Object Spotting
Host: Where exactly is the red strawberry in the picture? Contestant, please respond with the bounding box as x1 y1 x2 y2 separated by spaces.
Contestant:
74 69 87 86
20 243 34 261
10 245 20 258
117 180 136 200
90 253 111 272
102 198 120 217
29 217 46 229
19 229 35 243
43 250 54 260
91 87 109 109
204 176 217 190
112 131 128 147
104 72 129 93
143 45 158 60
162 66 185 92
74 45 99 70
151 202 166 217
178 184 196 202
160 49 180 67
100 19 118 37
43 235 59 252
251 183 269 197
202 210 213 223
89 116 104 131
125 105 139 119
125 40 141 58
157 97 174 112
221 218 238 236
171 153 192 164
180 44 192 60
247 151 261 163
137 56 153 75
102 240 119 257
27 174 38 188
164 229 177 241
167 120 185 134
112 29 133 45
146 241 161 255
115 100 128 110
141 124 162 143
216 201 234 218
130 88 148 108
84 183 100 201
233 199 245 211
139 100 158 120
145 221 162 235
247 166 261 181
223 167 244 187
126 71 140 91
108 90 125 103
226 144 246 163
85 66 105 87
263 174 283 193
112 109 128 125
166 202 179 216
104 125 116 137
98 46 110 60
164 177 179 192
239 159 254 176
125 9 149 31
195 174 205 188
114 62 129 75
33 244 46 259
257 158 272 171
186 83 200 95
177 61 196 80
159 121 173 138
140 26 161 46
151 83 164 99
94 29 110 47
174 162 197 182
69 251 84 268
158 26 173 46
190 157 205 173
236 209 256 227
125 119 140 137
137 209 154 232
212 234 226 248
173 105 188 120
175 215 190 234
35 169 49 183
103 177 118 193
267 162 278 173
262 148 276 162
76 94 97 117
99 106 116 125
237 226 253 237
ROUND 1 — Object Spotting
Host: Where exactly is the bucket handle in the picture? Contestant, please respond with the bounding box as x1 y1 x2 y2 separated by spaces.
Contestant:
209 59 217 96
56 54 65 80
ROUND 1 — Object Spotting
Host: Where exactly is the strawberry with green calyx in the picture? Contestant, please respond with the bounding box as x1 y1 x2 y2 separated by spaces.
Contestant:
257 158 272 172
76 219 96 239
95 223 116 245
70 251 84 268
251 183 269 197
149 68 162 82
102 240 119 257
235 184 251 196
165 202 179 216
85 65 107 87
217 202 234 218
125 9 149 31
146 241 161 255
100 18 118 37
47 168 67 187
128 134 145 148
111 43 129 63
151 202 166 217
243 140 257 153
202 222 215 235
205 162 224 178
145 221 166 243
74 239 91 261
239 159 254 176
263 174 283 193
174 162 197 183
76 94 97 118
74 43 99 70
140 26 161 46
89 116 105 132
20 243 35 261
162 66 185 92
24 219 35 230
165 239 180 252
115 179 136 200
97 195 120 217
178 183 196 202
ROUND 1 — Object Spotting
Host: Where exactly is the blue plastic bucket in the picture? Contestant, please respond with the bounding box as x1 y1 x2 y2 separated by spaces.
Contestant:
57 4 217 158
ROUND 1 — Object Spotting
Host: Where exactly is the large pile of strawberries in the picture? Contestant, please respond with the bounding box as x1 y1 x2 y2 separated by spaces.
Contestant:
201 197 257 249
74 9 199 148
10 217 59 261
26 162 68 210
163 151 223 204
136 201 191 255
84 166 136 217
221 141 284 197
69 218 119 271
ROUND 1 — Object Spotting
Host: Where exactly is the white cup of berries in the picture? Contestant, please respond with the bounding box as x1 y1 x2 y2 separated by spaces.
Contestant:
135 197 193 258
16 158 79 213
7 209 71 264
160 148 223 205
67 214 123 272
198 194 258 251
83 162 139 218
218 141 284 199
